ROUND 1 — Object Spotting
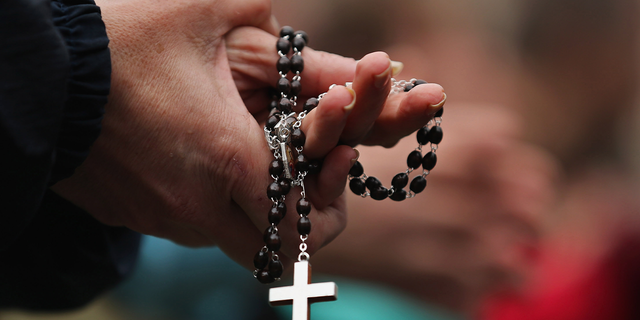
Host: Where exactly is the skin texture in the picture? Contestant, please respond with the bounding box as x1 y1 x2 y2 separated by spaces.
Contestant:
52 0 446 269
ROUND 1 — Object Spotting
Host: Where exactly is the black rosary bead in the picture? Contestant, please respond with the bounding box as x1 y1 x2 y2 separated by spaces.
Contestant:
435 107 444 118
276 202 287 219
404 83 414 92
404 79 427 92
292 36 306 51
276 56 291 74
349 178 366 195
253 250 269 269
276 38 291 54
291 55 304 73
266 115 279 130
278 97 292 113
297 215 311 235
304 97 318 112
268 87 280 99
391 172 409 189
349 161 364 177
269 159 284 177
285 115 297 127
265 232 281 252
365 176 382 190
267 181 282 199
390 189 407 201
268 258 284 278
291 80 302 97
277 78 291 95
422 152 437 171
268 205 284 225
407 150 423 169
416 127 429 145
307 160 322 175
369 187 389 200
264 226 277 239
279 178 291 195
257 270 275 284
428 126 443 144
414 79 428 86
410 176 427 194
294 30 309 44
280 26 295 38
291 128 306 148
295 153 309 172
269 100 278 112
296 198 312 215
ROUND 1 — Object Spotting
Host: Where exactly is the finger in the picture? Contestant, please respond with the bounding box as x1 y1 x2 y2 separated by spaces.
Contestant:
300 85 356 159
271 146 354 258
304 145 358 209
225 0 274 33
339 52 393 145
226 27 357 96
222 108 350 262
300 49 356 96
261 15 280 36
362 83 446 147
239 88 272 122
202 202 295 270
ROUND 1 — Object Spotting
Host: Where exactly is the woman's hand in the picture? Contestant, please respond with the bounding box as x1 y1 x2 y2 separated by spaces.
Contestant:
53 0 445 269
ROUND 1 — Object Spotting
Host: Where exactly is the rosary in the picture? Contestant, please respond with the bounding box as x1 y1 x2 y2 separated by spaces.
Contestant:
253 26 444 320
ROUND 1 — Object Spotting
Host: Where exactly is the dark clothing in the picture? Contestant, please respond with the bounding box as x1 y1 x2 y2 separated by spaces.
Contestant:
0 0 140 310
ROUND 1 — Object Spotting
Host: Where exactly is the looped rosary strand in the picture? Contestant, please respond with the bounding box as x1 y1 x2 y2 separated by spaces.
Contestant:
348 81 444 200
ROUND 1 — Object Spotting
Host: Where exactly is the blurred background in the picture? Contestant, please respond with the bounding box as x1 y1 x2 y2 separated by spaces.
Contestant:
4 0 640 319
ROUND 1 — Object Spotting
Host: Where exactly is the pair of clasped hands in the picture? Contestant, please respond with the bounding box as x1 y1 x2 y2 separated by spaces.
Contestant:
52 0 445 269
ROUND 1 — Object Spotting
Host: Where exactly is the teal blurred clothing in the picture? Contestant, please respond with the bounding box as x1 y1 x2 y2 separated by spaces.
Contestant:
114 236 462 320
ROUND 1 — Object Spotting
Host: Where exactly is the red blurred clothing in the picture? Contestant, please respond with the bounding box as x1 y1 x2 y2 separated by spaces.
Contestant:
481 237 640 320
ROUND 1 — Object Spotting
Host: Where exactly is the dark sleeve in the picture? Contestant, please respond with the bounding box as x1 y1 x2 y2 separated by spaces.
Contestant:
0 0 141 311
0 0 109 248
0 0 70 249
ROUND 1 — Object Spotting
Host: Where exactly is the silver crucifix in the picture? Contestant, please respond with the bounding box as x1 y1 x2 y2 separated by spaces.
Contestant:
269 261 338 320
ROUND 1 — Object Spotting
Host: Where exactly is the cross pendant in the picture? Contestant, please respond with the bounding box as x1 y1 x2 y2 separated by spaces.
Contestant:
269 261 338 320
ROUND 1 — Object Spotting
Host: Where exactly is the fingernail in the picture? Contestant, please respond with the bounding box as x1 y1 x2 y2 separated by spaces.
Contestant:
430 92 447 109
391 60 404 77
350 148 360 167
374 60 392 89
344 87 356 112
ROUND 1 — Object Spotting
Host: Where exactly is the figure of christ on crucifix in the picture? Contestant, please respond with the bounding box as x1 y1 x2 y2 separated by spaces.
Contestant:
269 261 338 320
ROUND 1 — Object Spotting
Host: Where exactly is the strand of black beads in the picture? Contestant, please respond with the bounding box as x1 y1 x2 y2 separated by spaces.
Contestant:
291 92 312 262
276 26 293 114
255 26 310 284
255 154 287 284
347 79 444 201
295 168 312 263
412 90 443 196
288 27 314 262
274 26 307 114
254 27 292 284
